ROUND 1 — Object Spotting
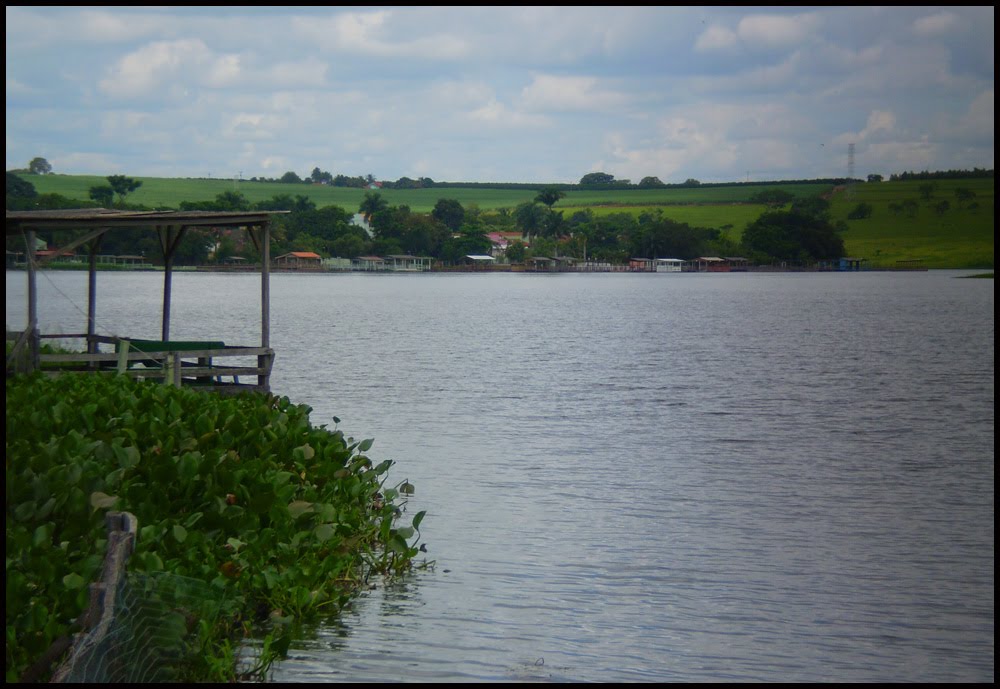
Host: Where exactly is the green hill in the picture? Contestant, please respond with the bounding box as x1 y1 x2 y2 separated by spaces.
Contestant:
10 173 995 269
826 180 994 269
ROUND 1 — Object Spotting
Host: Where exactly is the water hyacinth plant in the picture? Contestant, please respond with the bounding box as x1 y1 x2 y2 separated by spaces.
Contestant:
5 372 426 682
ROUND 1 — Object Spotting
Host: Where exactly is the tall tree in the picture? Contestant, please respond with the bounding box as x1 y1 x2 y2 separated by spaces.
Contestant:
88 185 115 207
7 172 37 200
742 210 845 263
514 201 547 241
534 187 566 208
213 190 251 211
28 157 52 175
749 189 794 207
106 175 142 207
431 198 465 232
579 172 615 186
359 191 389 222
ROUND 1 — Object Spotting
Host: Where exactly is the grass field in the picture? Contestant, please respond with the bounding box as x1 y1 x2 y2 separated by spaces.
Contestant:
19 174 830 213
13 173 994 269
827 179 994 269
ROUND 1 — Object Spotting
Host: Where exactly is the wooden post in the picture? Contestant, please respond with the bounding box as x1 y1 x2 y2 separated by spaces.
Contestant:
261 222 270 350
260 222 271 391
25 230 39 372
116 340 129 375
87 239 99 359
158 225 186 342
161 244 173 342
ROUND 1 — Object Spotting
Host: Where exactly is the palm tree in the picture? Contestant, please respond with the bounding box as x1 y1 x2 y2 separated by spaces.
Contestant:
534 187 566 208
359 191 388 223
515 201 547 241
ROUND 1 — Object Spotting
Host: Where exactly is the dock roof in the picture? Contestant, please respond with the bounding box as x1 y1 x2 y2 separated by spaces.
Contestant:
6 209 286 235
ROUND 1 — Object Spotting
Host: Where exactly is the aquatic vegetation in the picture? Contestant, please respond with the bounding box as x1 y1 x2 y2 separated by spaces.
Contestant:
6 372 425 681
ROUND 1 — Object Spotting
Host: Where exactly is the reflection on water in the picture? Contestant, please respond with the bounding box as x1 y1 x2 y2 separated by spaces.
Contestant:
6 270 994 682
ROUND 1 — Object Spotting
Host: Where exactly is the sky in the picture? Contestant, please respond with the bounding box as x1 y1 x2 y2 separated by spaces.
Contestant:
5 6 995 185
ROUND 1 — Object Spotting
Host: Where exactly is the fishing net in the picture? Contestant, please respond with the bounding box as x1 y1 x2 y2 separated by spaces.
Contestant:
51 571 226 683
49 512 233 683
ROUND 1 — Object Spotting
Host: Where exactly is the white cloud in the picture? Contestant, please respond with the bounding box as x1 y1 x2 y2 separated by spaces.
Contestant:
258 58 329 89
958 89 994 138
5 7 993 182
77 9 159 42
53 151 122 175
859 110 897 141
520 74 631 112
98 39 216 98
912 11 960 37
465 99 549 128
204 54 243 88
223 113 278 141
736 12 822 50
695 25 738 52
97 39 327 100
6 78 37 97
291 10 468 60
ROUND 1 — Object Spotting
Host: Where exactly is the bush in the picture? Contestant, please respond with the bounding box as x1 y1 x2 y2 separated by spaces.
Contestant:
847 202 874 220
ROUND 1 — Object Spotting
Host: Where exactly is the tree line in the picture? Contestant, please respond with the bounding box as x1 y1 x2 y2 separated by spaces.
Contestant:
7 172 852 268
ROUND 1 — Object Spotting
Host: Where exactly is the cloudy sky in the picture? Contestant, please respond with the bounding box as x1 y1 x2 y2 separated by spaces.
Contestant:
5 6 994 184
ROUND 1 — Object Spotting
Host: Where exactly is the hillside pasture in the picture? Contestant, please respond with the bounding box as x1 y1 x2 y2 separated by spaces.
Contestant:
828 178 994 269
19 174 833 214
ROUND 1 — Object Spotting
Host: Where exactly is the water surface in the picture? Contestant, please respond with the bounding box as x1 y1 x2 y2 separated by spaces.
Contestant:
6 269 994 682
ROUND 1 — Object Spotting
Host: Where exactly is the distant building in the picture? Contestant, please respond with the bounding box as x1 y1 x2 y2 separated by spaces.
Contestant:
628 258 654 272
274 251 322 269
384 255 433 271
691 256 728 272
654 258 684 272
353 255 387 271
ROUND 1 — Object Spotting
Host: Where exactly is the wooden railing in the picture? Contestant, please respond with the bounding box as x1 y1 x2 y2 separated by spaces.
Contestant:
8 332 274 394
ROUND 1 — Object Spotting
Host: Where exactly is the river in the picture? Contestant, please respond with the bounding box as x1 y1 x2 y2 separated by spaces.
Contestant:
6 269 995 682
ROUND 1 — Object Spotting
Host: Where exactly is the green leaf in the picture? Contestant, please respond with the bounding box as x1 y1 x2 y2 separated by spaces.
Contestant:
412 510 426 529
90 491 119 510
36 497 57 520
387 533 410 553
270 634 291 657
313 523 336 542
172 524 188 543
287 501 314 519
32 523 53 547
14 501 35 521
293 444 316 462
113 443 140 469
62 573 85 589
358 438 374 452
195 412 214 436
183 511 204 528
139 551 164 571
177 452 200 480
